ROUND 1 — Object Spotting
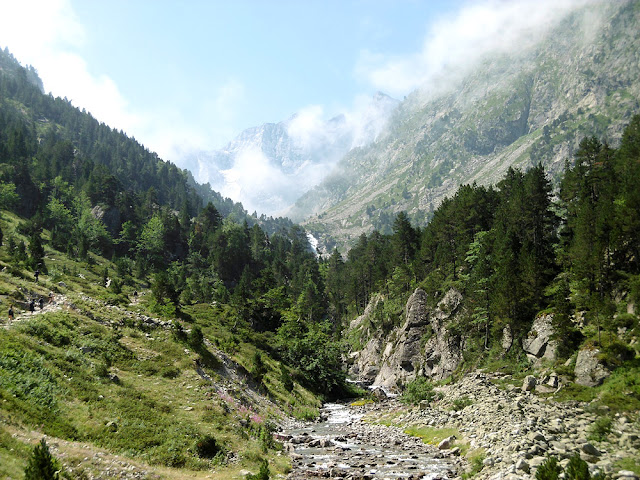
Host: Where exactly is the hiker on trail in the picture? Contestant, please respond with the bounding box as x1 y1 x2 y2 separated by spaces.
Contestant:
48 291 54 304
39 297 44 310
29 299 35 314
8 306 14 324
34 269 40 282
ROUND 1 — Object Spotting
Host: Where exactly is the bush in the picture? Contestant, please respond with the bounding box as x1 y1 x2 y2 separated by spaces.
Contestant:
565 453 590 480
536 455 603 480
160 366 181 379
246 459 270 480
280 364 294 392
401 377 436 405
188 326 204 348
588 416 612 442
194 434 223 459
536 456 561 480
24 438 61 480
600 341 635 367
452 396 473 411
252 351 267 385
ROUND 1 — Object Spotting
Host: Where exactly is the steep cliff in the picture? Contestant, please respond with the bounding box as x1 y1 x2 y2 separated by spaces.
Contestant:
347 288 466 388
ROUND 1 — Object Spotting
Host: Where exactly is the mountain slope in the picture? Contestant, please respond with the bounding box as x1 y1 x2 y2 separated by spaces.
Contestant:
293 0 640 250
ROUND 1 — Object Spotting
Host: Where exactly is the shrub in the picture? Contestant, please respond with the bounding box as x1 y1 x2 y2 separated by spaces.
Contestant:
401 377 436 405
536 456 561 480
188 326 204 348
195 434 223 459
160 366 181 379
588 416 612 442
24 438 61 480
252 351 267 385
246 459 270 480
452 396 473 411
280 364 294 392
599 341 635 368
565 453 590 480
613 313 636 330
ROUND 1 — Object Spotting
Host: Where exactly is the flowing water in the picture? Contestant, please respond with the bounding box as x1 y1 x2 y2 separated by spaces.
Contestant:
284 403 455 479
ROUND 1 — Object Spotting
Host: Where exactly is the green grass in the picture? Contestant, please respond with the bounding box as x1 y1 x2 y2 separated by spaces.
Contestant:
404 426 460 446
0 425 31 479
615 457 640 476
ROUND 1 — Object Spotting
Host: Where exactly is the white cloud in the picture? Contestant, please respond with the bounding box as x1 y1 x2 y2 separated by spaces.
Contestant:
287 105 328 148
220 147 292 214
356 0 592 97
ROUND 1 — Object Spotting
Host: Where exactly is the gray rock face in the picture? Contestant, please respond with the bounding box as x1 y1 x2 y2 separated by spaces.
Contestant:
347 295 384 383
522 314 557 364
574 348 610 386
347 288 465 389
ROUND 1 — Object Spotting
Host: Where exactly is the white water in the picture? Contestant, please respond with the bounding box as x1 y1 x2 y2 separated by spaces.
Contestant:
284 403 454 479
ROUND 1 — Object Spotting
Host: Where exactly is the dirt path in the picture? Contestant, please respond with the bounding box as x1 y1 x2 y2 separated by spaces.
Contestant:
1 293 66 329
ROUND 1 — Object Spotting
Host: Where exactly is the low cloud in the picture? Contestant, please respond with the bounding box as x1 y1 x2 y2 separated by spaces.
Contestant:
356 0 593 98
191 92 400 217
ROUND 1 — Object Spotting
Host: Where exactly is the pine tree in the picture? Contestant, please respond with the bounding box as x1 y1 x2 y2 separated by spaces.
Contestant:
24 438 60 480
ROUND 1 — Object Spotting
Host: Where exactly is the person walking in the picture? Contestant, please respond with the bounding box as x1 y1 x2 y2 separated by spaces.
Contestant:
29 299 35 314
39 297 44 310
8 305 14 324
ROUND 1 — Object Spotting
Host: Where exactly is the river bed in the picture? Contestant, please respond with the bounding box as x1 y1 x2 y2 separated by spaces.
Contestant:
282 403 457 479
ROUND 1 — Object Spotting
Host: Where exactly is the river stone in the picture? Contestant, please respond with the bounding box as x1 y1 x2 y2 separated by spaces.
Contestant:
574 348 610 386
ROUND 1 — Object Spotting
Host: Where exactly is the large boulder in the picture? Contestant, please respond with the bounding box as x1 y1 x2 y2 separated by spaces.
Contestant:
574 347 610 386
522 314 558 365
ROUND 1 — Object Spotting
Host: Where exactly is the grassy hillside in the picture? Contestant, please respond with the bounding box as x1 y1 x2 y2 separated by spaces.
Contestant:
0 211 320 480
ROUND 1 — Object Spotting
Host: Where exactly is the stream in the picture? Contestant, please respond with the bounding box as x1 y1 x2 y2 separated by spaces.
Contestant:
282 403 457 480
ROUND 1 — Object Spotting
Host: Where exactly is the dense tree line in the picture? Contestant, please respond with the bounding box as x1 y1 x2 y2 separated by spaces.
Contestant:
324 115 640 359
0 48 344 395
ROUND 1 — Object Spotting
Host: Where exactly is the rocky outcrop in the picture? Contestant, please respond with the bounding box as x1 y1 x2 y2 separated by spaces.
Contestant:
347 288 465 389
347 295 384 383
523 314 558 365
574 347 611 386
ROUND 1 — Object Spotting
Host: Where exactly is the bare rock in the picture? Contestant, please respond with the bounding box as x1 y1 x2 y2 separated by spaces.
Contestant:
574 348 610 386
522 375 537 392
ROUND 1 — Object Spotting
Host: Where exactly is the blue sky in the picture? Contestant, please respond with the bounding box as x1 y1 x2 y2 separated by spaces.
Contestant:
0 0 462 157
0 0 586 197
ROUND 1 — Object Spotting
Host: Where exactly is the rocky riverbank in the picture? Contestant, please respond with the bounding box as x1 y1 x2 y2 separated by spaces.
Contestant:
279 371 639 480
356 372 639 480
281 403 462 479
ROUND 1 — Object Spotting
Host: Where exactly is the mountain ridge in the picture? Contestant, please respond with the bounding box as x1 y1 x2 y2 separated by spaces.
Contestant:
293 0 640 252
